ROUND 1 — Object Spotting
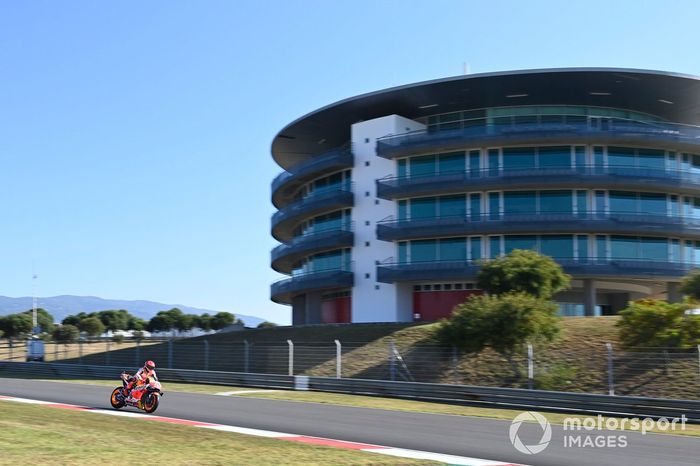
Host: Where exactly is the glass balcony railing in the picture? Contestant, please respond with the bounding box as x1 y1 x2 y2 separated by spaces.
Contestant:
271 184 354 238
376 164 700 199
376 212 700 241
271 224 354 272
272 149 353 204
376 257 693 283
270 266 354 303
376 119 700 157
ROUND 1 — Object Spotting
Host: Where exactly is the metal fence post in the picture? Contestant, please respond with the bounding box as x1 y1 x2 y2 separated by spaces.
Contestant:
334 339 341 379
54 341 58 361
527 343 534 390
697 345 700 386
8 338 12 361
135 339 140 367
287 339 294 376
168 339 173 368
389 340 396 382
244 339 250 373
452 346 459 384
106 340 111 366
204 340 209 371
606 342 615 396
79 339 83 364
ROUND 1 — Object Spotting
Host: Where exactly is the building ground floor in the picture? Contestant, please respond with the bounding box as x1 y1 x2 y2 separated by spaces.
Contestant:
290 278 681 325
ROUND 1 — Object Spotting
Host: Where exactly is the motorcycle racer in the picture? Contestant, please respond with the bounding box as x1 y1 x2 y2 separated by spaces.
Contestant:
124 360 157 400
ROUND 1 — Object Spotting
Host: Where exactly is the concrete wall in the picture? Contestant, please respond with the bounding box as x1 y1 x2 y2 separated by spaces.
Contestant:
350 115 425 322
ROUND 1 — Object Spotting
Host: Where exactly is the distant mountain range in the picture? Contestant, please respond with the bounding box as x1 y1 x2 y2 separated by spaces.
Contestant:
0 295 265 327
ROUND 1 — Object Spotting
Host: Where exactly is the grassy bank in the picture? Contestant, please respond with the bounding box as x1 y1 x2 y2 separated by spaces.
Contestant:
0 401 433 465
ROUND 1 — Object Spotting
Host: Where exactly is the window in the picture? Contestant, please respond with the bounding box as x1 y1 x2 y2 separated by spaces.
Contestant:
540 235 574 259
504 235 537 254
539 146 571 168
438 152 465 174
411 155 436 177
469 237 482 261
439 238 467 261
410 197 437 219
469 193 482 220
411 240 437 262
503 147 536 170
577 235 589 261
540 191 573 214
489 192 501 219
504 191 536 214
439 195 466 217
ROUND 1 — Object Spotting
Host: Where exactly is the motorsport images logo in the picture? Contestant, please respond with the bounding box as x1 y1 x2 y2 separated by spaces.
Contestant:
509 411 552 454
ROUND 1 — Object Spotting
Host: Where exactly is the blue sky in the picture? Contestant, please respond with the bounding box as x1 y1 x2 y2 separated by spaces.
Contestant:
1 0 699 324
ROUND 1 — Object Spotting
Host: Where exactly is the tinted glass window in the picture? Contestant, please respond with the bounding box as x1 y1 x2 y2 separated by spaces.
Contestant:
438 152 465 174
439 195 466 217
411 239 436 262
504 191 536 214
609 191 637 213
503 147 536 170
505 235 537 253
411 197 437 219
411 155 436 177
539 146 571 168
540 235 574 259
540 191 573 214
439 238 467 261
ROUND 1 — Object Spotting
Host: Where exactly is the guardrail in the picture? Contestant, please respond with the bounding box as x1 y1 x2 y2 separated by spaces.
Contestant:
2 361 699 422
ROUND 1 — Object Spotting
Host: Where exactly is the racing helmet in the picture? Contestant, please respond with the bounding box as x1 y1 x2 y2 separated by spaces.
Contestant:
144 360 156 370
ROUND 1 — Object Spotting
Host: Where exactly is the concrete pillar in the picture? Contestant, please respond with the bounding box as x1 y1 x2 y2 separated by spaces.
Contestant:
305 292 322 324
667 282 682 303
583 279 596 317
291 295 307 325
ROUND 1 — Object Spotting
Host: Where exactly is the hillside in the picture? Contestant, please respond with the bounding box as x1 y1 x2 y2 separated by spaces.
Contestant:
0 295 265 327
57 317 699 399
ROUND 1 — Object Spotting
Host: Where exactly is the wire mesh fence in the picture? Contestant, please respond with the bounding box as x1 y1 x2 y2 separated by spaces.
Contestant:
1 337 698 399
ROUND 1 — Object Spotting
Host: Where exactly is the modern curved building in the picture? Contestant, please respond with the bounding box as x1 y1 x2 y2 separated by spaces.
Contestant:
270 68 700 325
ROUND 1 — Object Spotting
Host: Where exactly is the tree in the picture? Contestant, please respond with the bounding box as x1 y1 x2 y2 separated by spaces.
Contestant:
127 316 147 331
20 308 55 334
62 312 88 327
79 316 105 337
96 310 130 331
52 324 79 343
211 312 239 330
617 299 699 348
257 321 278 329
477 249 571 299
147 313 175 333
436 292 561 379
0 313 33 338
680 272 700 300
197 313 213 331
175 313 197 333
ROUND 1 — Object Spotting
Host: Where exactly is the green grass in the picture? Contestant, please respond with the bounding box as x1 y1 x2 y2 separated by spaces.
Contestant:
26 378 700 438
0 401 435 465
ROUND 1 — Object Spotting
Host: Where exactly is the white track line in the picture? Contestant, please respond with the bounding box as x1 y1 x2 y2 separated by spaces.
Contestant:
0 395 524 466
214 389 279 396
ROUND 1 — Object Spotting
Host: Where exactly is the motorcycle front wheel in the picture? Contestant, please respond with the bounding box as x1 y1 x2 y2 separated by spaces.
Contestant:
142 392 159 414
110 387 125 409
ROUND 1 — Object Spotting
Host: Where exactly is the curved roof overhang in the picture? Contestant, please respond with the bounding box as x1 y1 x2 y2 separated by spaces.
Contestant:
271 68 700 170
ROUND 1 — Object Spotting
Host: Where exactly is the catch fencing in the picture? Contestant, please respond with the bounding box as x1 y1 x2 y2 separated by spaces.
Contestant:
1 338 699 399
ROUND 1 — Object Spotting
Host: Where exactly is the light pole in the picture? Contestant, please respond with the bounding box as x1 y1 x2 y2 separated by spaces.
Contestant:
32 273 38 334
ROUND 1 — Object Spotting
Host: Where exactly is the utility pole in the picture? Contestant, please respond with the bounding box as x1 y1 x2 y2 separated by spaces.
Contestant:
32 272 38 334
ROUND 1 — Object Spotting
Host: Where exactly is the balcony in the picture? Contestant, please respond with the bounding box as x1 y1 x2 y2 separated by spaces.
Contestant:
271 149 354 208
270 268 354 304
271 185 354 241
376 212 700 241
271 225 354 273
376 119 700 159
376 165 700 199
376 258 692 284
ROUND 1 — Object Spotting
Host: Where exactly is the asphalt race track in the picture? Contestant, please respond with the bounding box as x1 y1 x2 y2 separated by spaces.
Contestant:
1 378 698 466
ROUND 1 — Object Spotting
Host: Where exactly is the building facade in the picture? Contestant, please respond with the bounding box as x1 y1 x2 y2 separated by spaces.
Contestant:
270 68 700 325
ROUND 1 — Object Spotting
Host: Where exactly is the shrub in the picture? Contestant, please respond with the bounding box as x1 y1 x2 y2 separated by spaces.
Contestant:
52 324 79 343
617 299 699 348
436 292 561 379
477 249 571 299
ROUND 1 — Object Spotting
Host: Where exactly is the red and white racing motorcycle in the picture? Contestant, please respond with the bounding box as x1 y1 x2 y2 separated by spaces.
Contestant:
110 372 163 414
